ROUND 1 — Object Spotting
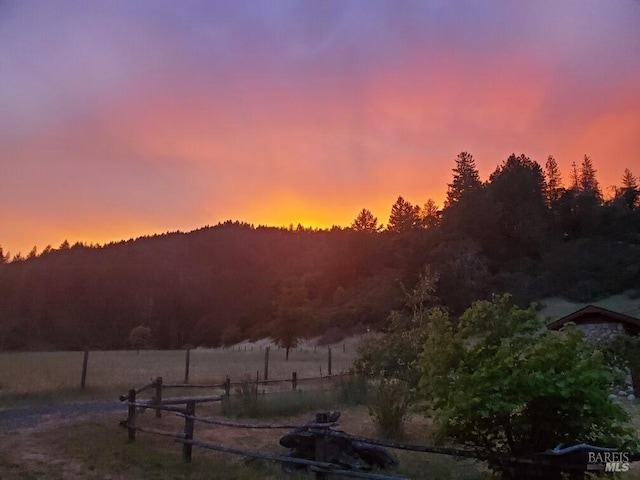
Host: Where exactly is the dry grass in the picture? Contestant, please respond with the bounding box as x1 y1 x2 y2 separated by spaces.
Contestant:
0 344 357 407
538 289 640 321
0 403 489 480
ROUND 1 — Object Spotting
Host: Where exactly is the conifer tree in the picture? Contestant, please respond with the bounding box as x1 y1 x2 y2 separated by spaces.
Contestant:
445 152 482 207
569 161 580 192
420 198 441 228
579 155 601 198
387 196 421 232
622 168 638 190
544 155 564 207
619 168 639 209
351 208 382 232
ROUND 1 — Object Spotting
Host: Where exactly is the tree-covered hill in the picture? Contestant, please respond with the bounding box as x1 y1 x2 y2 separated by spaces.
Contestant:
1 153 639 350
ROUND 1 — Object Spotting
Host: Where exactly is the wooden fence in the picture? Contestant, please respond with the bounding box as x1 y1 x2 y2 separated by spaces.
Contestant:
119 376 633 479
120 388 407 480
119 372 350 420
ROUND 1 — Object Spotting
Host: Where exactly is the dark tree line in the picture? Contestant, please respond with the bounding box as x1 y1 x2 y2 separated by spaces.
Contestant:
1 153 639 350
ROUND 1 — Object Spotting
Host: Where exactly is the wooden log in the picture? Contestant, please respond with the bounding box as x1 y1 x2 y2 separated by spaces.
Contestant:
119 380 156 402
161 383 225 389
149 395 222 406
183 400 195 463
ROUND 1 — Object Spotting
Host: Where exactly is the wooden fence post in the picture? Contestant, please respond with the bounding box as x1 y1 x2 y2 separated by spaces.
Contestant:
80 349 89 388
256 371 260 398
328 347 332 376
264 346 270 381
154 376 163 418
127 389 137 441
292 372 298 391
224 375 231 398
184 347 191 384
183 400 195 463
314 412 329 480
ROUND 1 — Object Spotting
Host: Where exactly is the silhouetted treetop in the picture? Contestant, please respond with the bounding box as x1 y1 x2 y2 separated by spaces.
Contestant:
579 154 601 198
387 196 421 233
544 155 564 207
351 208 382 232
445 151 482 207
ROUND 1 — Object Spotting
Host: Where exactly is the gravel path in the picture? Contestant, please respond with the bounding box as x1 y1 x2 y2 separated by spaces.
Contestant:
0 401 125 430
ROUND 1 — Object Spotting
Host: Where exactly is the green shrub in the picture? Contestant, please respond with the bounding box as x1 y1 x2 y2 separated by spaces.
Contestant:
418 294 637 472
368 379 410 439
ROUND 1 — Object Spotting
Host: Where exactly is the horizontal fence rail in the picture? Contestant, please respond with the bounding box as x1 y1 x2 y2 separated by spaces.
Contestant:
178 438 408 480
120 374 633 479
119 372 351 419
119 375 409 480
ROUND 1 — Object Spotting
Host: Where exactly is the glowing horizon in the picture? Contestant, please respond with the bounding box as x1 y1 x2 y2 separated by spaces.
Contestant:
1 1 639 256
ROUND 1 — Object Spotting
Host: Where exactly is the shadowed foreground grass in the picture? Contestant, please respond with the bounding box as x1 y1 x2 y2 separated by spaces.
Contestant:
0 403 493 480
4 401 640 480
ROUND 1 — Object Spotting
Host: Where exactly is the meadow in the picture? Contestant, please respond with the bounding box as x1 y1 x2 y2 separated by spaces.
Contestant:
538 290 640 320
0 339 360 407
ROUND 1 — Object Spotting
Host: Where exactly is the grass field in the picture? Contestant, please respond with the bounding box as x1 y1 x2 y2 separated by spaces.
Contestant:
0 404 492 480
0 340 359 408
538 289 640 321
5 401 640 480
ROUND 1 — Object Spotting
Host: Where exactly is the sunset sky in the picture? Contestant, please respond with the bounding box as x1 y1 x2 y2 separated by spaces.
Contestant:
2 1 639 257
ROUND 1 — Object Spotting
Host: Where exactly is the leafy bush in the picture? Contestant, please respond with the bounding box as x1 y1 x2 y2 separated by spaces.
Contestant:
417 294 636 469
602 334 640 396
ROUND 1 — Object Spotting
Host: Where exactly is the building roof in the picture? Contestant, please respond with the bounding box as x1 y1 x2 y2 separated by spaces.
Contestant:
547 304 640 330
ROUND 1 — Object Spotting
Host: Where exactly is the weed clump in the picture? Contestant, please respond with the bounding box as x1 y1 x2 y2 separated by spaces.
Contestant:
368 380 410 440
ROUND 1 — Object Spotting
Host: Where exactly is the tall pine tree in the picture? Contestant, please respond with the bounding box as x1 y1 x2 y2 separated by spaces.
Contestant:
569 161 580 192
351 208 382 232
544 155 564 207
579 155 601 198
421 198 441 229
387 196 421 233
619 168 639 209
445 152 482 207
